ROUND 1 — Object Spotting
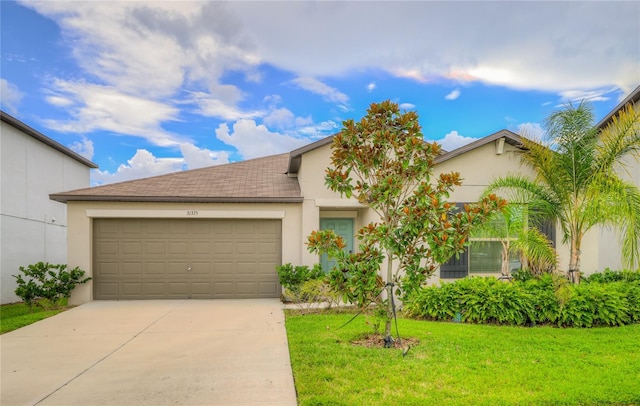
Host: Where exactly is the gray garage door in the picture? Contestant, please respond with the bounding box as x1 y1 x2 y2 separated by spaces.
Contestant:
93 218 282 299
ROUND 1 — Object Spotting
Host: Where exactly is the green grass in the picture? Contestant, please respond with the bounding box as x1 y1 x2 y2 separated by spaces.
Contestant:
286 310 640 405
0 300 68 334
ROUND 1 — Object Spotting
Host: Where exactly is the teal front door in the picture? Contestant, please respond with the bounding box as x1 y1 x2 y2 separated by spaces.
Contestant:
320 218 354 272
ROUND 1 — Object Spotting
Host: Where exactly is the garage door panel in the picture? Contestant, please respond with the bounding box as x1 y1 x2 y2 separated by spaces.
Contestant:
258 242 278 254
214 263 234 274
122 282 143 296
191 242 212 255
122 262 143 275
167 282 188 295
259 281 278 295
168 241 189 255
237 242 256 254
190 262 211 274
214 242 234 254
258 262 278 275
122 242 143 255
96 262 118 276
168 221 189 234
122 221 143 234
236 262 257 274
145 282 165 295
94 219 281 299
145 242 165 255
97 241 119 255
168 262 189 275
145 262 166 275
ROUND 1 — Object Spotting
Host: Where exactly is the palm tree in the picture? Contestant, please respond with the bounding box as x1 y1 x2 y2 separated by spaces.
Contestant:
471 204 557 278
486 101 640 283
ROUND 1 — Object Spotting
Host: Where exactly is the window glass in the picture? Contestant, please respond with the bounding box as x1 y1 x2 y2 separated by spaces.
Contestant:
469 241 521 274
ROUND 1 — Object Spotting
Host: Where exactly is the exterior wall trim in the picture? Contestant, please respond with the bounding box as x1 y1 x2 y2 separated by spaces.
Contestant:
85 209 286 219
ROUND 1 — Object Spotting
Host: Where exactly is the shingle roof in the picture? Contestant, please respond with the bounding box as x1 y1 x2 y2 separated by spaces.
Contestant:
1 110 98 169
50 153 302 203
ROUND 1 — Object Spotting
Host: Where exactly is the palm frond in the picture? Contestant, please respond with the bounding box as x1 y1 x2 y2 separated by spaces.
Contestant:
594 103 640 176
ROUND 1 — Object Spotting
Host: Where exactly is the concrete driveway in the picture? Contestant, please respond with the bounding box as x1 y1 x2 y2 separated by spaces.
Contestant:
1 300 297 406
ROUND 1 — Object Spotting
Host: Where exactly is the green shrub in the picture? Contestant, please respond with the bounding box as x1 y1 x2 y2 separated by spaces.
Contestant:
403 282 461 321
584 269 640 284
276 263 324 294
13 262 91 308
405 274 639 328
458 278 535 326
288 279 341 313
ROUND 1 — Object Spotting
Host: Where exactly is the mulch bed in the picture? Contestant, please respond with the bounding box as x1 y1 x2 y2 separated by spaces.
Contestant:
351 333 420 349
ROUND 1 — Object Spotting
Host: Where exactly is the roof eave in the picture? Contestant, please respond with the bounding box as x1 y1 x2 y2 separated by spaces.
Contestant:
596 85 640 129
1 111 99 169
49 194 304 204
434 129 524 164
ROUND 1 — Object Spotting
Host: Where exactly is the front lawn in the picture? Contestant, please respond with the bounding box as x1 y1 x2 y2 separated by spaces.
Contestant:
0 301 68 334
285 311 640 405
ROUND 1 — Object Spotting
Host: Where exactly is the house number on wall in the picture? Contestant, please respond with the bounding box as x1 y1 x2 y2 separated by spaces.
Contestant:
186 210 199 216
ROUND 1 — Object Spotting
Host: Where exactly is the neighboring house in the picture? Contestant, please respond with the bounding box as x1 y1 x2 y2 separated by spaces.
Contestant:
1 111 97 304
51 89 638 304
588 85 640 272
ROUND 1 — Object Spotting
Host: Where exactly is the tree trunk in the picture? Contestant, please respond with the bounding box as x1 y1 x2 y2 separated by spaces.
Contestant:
568 236 582 284
384 253 393 347
501 240 510 277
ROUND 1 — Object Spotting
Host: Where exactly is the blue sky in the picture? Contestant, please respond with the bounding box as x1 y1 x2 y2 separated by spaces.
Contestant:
1 1 639 186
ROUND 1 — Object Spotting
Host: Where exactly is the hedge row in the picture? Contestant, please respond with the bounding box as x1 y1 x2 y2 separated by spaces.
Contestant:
403 273 640 328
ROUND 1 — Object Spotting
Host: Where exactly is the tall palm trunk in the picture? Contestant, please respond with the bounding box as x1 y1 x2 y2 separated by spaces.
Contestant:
501 240 510 276
568 236 582 284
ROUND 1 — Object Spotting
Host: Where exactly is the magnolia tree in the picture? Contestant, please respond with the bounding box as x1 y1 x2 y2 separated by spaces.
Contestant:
307 100 505 345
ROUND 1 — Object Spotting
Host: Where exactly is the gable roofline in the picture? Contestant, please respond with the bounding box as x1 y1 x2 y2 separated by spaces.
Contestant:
434 129 524 164
1 110 98 169
286 133 452 174
288 135 334 174
596 85 640 130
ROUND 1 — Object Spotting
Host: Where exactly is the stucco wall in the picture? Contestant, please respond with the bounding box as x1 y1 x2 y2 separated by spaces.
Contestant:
65 201 303 304
1 122 90 303
297 143 372 267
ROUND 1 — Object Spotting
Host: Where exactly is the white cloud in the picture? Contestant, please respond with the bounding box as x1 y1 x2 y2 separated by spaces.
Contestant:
399 103 416 111
517 123 545 140
437 131 477 151
558 88 613 104
42 79 184 146
69 137 94 160
180 143 230 169
92 149 183 185
263 107 312 130
445 89 461 100
291 77 349 104
298 120 340 138
367 82 376 92
215 119 308 159
0 79 24 114
186 91 264 121
91 143 231 184
22 1 263 137
228 1 638 94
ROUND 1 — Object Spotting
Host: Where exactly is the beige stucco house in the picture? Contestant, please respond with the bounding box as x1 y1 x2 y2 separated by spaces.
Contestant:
49 128 536 305
1 111 97 304
51 88 638 305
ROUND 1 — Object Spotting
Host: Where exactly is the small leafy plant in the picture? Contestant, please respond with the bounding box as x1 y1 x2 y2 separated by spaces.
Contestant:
13 262 91 308
276 263 324 295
